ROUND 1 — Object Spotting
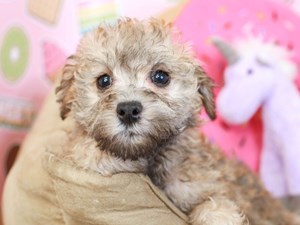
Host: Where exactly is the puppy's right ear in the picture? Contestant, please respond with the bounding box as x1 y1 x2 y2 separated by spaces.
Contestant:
55 56 77 120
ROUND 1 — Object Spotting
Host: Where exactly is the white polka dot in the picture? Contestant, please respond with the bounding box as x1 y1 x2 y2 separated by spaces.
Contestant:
9 46 20 63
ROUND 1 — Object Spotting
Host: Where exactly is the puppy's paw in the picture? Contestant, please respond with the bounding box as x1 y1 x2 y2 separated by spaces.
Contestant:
189 197 247 225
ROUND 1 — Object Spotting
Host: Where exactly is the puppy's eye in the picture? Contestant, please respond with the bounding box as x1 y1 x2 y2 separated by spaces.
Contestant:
97 74 112 89
151 70 170 87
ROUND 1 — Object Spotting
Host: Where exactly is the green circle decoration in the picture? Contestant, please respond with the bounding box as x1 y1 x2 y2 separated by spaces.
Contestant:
0 26 30 82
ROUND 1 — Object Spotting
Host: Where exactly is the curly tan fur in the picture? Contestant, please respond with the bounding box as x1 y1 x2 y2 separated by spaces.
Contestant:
56 18 299 225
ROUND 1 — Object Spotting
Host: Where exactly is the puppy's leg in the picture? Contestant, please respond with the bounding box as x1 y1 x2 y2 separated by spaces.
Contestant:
189 196 246 225
148 129 247 225
163 175 247 225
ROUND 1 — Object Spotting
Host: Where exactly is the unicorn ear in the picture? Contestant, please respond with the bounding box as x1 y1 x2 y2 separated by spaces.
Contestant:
211 37 240 65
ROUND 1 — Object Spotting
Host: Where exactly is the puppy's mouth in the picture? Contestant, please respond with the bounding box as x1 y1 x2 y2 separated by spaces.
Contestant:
94 121 178 160
117 118 142 133
124 130 140 137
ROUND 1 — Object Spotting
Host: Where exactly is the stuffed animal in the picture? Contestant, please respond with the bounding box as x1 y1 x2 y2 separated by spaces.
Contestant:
212 37 300 212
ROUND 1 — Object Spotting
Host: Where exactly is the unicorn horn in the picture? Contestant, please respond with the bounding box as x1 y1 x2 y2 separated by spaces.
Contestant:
211 37 239 65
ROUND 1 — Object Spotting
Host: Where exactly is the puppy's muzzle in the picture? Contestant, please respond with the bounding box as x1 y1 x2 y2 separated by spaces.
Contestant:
117 101 143 126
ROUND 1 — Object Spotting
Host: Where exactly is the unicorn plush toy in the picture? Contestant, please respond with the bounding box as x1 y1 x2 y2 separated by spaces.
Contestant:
213 37 300 211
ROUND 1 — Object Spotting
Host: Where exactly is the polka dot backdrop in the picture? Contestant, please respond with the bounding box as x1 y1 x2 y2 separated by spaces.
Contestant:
174 0 300 171
0 0 79 201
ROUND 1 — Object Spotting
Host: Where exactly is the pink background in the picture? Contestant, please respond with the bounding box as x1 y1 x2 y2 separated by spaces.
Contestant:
174 0 300 171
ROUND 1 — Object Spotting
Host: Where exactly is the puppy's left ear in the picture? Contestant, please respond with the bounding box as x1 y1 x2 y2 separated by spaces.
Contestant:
196 66 216 120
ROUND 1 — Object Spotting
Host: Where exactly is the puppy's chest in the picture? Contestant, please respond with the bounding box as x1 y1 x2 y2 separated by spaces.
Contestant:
146 149 204 212
146 151 176 189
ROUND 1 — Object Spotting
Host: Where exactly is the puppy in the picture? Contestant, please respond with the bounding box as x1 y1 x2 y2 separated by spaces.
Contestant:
56 18 298 225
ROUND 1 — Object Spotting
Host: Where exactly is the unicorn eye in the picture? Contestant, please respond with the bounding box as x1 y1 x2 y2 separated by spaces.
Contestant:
247 69 254 75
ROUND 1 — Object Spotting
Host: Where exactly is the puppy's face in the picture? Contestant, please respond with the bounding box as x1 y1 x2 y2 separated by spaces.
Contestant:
56 18 215 160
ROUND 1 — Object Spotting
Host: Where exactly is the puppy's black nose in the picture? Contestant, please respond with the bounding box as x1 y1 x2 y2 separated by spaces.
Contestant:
117 101 143 125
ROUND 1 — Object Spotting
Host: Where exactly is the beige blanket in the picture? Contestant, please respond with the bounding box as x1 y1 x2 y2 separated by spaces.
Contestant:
2 83 188 225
